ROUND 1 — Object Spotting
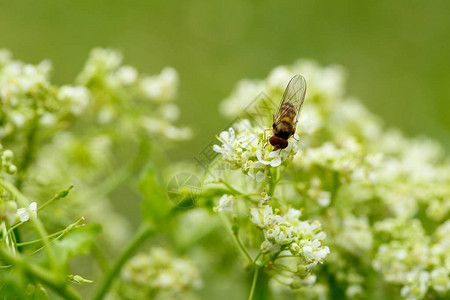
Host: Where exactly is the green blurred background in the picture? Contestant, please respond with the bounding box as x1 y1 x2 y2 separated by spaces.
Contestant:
1 0 449 159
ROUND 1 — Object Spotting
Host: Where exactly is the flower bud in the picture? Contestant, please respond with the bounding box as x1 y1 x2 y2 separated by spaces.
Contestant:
7 164 17 174
2 149 14 162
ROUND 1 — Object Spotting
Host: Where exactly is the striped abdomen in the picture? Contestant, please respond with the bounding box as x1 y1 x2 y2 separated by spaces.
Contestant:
279 102 296 125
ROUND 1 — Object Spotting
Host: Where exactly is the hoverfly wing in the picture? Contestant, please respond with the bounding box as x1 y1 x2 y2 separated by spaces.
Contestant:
273 74 307 127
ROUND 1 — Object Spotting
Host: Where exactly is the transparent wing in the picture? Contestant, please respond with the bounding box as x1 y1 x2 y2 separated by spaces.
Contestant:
273 74 307 126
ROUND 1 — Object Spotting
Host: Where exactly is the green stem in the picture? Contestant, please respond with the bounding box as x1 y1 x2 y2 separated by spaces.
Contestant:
93 222 155 300
248 267 260 300
233 231 253 265
219 214 253 265
17 231 63 247
0 179 56 269
16 217 84 247
38 185 74 213
330 171 340 205
30 232 65 255
274 254 297 260
267 169 276 197
6 187 76 237
273 263 296 273
217 178 243 195
7 220 24 235
0 247 80 300
275 166 287 184
253 252 262 265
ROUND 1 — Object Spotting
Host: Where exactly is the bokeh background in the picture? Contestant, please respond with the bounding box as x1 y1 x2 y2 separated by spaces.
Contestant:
1 0 449 160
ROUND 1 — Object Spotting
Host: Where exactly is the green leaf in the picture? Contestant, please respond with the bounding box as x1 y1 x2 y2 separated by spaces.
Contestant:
55 223 101 258
138 166 171 224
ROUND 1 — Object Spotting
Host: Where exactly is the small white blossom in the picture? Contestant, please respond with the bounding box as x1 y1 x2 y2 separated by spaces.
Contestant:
213 194 235 212
108 65 138 87
213 119 298 182
219 79 265 118
250 204 329 279
58 85 90 115
17 202 37 222
141 67 178 101
119 247 202 298
317 191 331 207
76 48 123 84
250 205 273 229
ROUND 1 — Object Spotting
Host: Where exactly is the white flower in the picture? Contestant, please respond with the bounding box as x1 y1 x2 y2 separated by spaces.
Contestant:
302 240 329 263
297 105 323 135
255 171 266 182
58 85 90 115
346 285 363 298
9 112 26 128
213 194 235 212
284 208 302 224
265 224 295 245
250 205 273 229
250 203 329 269
429 268 449 294
260 240 281 254
113 65 138 85
161 103 180 122
266 66 293 91
301 275 317 286
121 247 202 297
256 149 282 167
0 49 12 65
317 191 331 207
140 116 192 140
336 215 373 254
141 67 178 101
39 113 57 127
213 119 298 182
97 106 115 124
76 48 123 84
219 79 265 117
17 202 37 222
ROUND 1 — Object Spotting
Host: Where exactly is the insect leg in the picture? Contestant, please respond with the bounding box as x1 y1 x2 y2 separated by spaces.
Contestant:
291 128 300 141
263 129 273 149
263 128 273 141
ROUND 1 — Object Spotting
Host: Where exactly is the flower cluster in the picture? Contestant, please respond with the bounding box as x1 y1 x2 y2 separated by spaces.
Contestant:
250 204 329 285
0 145 16 175
213 119 298 182
76 47 191 141
212 59 450 299
0 196 36 225
0 49 89 142
373 219 450 299
114 247 202 299
3 48 194 248
213 194 235 212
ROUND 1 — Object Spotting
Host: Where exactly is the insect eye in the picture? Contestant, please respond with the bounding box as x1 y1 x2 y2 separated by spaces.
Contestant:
269 136 279 146
279 139 288 149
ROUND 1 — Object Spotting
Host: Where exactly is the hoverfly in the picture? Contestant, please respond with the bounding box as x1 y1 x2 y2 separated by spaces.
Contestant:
266 74 307 150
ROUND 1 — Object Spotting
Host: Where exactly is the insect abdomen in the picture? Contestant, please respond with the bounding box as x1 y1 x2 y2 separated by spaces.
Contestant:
279 103 296 124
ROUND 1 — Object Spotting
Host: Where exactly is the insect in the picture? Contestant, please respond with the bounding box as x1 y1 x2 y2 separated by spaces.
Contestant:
266 74 307 150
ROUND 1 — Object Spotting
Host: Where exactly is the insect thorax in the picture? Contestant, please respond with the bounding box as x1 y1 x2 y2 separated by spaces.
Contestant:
273 120 293 140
